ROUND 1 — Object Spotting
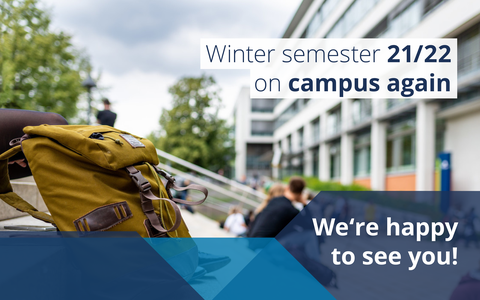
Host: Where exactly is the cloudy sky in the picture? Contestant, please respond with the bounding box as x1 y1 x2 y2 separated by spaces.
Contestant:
40 0 301 136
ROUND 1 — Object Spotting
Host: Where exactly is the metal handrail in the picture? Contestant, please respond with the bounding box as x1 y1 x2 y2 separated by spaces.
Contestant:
156 148 265 200
157 162 261 208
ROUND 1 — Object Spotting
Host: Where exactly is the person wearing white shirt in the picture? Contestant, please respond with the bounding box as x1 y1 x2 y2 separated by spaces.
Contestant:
224 206 247 236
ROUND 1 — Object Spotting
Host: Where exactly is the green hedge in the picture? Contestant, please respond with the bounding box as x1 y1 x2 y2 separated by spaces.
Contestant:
283 176 441 220
283 176 371 191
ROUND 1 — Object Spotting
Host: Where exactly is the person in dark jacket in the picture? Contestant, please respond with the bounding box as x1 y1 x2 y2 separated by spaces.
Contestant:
97 98 117 127
249 177 306 238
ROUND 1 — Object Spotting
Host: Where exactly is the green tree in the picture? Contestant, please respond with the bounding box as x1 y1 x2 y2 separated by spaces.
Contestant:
150 75 235 172
0 0 90 120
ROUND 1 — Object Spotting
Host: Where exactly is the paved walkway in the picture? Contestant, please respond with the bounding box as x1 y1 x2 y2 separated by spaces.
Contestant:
180 209 234 237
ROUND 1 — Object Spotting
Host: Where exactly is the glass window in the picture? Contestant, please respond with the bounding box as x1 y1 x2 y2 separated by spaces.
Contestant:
379 1 422 38
369 0 447 39
435 119 445 156
251 120 274 136
287 135 292 153
386 117 416 173
275 99 306 129
440 89 480 111
423 0 447 16
402 134 414 166
327 107 342 136
251 98 277 113
326 0 379 38
354 132 371 176
458 23 480 78
352 99 372 125
246 144 273 171
291 155 304 176
365 17 388 38
305 0 341 38
386 98 412 111
282 158 295 178
298 127 304 149
330 142 341 179
311 118 320 143
312 147 319 178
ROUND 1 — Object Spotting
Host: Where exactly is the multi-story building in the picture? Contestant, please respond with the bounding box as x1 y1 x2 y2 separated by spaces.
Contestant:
233 87 279 180
234 0 480 191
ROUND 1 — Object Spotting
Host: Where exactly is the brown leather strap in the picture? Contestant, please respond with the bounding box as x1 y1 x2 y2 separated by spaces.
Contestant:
167 182 208 206
140 189 181 233
143 219 168 238
152 166 208 206
126 166 181 233
73 201 133 232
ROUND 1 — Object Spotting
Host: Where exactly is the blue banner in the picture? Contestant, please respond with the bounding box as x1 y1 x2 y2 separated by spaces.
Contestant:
0 192 478 300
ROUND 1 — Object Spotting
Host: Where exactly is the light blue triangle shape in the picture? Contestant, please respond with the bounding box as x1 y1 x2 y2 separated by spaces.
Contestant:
145 237 272 300
213 239 336 300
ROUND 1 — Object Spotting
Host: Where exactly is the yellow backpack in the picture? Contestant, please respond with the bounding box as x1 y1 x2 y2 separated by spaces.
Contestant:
0 125 207 238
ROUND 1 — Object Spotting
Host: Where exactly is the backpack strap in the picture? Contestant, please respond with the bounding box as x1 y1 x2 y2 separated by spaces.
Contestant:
0 146 56 225
126 166 181 234
167 184 208 206
0 145 22 161
154 167 208 206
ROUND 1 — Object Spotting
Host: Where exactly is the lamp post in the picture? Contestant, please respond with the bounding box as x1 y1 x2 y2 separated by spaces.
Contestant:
81 74 97 125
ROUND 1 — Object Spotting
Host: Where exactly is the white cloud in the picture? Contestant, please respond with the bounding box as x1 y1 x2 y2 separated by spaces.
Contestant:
40 0 301 136
99 70 176 136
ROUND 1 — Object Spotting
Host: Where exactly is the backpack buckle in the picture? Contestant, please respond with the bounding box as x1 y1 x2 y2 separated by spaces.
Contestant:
127 167 152 192
157 169 176 183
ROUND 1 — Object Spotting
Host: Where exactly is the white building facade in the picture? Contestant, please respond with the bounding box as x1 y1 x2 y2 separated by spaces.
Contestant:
234 87 278 180
235 0 480 191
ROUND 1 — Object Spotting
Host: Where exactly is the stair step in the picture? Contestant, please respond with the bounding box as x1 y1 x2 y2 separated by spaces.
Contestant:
0 179 48 221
